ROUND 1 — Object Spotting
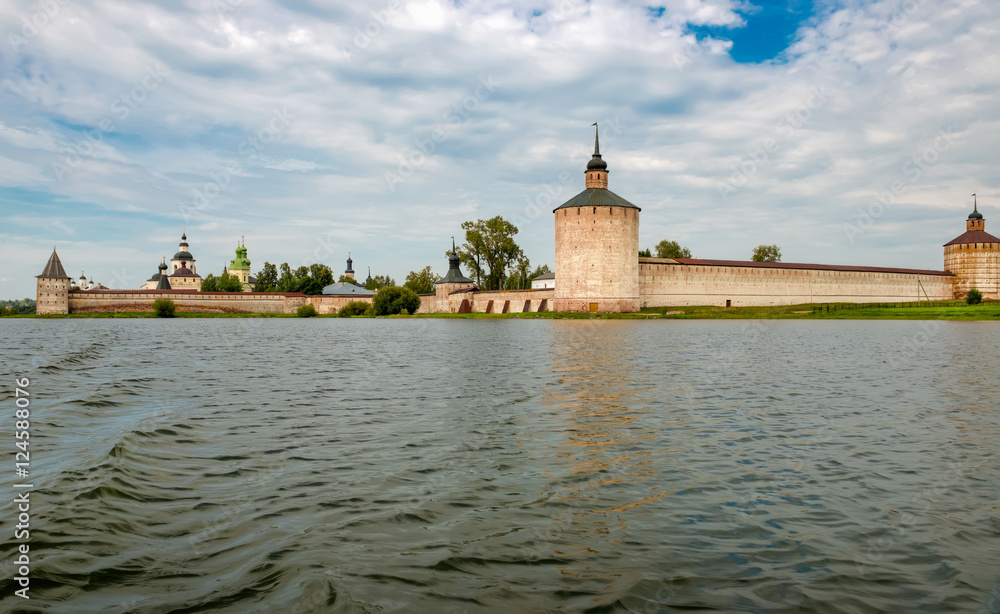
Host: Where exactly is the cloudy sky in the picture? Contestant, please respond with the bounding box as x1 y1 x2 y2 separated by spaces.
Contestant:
1 0 997 298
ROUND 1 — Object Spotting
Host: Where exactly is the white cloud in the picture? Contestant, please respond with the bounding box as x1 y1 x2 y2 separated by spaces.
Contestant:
0 0 998 298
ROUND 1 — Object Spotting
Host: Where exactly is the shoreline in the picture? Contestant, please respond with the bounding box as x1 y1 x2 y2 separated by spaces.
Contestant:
6 302 999 321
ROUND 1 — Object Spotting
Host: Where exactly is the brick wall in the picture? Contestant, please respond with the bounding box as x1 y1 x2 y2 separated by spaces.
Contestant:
639 259 954 307
944 243 1000 299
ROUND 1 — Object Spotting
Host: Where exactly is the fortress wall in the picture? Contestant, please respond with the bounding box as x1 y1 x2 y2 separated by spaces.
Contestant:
304 295 374 315
414 288 554 314
944 243 1000 299
68 290 306 314
638 260 954 307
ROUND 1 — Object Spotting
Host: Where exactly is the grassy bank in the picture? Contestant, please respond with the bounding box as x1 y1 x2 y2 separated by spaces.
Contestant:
9 301 1000 320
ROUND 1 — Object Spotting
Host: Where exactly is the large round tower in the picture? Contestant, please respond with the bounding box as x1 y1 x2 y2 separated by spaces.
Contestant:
943 197 999 299
553 126 640 312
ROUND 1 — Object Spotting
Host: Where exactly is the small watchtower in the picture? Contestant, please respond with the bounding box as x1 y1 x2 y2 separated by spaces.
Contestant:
36 248 72 314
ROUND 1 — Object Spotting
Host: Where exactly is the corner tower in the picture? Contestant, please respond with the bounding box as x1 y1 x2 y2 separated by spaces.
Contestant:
944 196 1000 299
36 248 71 314
553 125 640 312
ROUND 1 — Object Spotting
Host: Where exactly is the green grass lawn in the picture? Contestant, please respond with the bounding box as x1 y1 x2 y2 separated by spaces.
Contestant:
12 301 1000 320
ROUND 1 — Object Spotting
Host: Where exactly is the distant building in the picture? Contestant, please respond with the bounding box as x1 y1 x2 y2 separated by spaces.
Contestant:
531 271 555 290
322 281 374 296
143 231 202 290
224 239 255 291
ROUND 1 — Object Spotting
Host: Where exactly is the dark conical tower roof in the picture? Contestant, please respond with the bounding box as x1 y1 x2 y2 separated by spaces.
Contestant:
437 237 473 284
37 248 70 279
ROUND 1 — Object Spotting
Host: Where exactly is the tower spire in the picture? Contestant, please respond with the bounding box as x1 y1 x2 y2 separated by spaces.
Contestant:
973 193 977 213
585 123 608 188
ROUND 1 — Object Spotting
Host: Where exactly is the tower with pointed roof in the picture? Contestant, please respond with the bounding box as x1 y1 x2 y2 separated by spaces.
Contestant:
434 238 474 311
36 248 72 314
943 197 999 299
344 254 355 281
553 125 641 312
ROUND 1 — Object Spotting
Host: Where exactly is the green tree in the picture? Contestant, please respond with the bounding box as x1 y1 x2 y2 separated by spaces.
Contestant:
404 266 437 294
372 286 420 316
639 248 652 257
254 262 279 292
458 216 524 291
200 273 218 292
504 256 532 290
338 301 373 317
365 274 395 291
966 288 983 305
278 263 298 292
310 264 334 288
751 244 782 262
338 275 360 285
217 272 245 292
655 240 692 259
296 304 318 317
152 297 176 317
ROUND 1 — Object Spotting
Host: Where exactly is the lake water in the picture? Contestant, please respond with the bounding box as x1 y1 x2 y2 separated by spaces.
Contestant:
0 319 998 613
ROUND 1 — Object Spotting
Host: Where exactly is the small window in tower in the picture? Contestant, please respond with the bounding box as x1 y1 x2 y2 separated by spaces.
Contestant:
593 207 596 214
577 208 580 215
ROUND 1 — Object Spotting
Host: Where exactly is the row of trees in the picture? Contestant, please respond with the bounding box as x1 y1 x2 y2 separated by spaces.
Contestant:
639 240 782 263
1 298 35 316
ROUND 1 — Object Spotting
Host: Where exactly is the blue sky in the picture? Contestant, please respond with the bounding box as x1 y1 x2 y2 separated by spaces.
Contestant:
1 0 998 299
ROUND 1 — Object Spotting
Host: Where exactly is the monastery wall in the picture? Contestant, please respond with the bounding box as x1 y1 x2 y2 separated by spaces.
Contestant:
415 288 554 314
68 290 307 314
944 243 1000 299
638 258 954 307
305 295 374 315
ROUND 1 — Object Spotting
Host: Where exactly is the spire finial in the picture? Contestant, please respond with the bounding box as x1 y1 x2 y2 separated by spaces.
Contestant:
451 236 456 252
973 193 977 212
592 122 600 155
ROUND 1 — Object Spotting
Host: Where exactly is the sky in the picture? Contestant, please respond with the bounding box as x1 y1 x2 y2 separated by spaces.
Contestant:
1 0 998 299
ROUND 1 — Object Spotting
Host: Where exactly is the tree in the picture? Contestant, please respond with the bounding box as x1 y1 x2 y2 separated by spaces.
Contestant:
504 256 532 290
639 248 652 257
404 266 437 294
338 301 373 317
966 288 983 305
152 297 176 317
458 216 524 291
752 244 782 263
296 304 317 317
372 286 420 316
309 263 334 288
200 274 218 292
255 262 279 292
338 275 359 285
216 272 245 292
656 240 692 259
365 274 395 291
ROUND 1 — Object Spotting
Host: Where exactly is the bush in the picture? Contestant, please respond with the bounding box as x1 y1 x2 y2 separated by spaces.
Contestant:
338 301 372 317
966 288 983 305
297 304 318 317
152 297 176 318
371 286 420 316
